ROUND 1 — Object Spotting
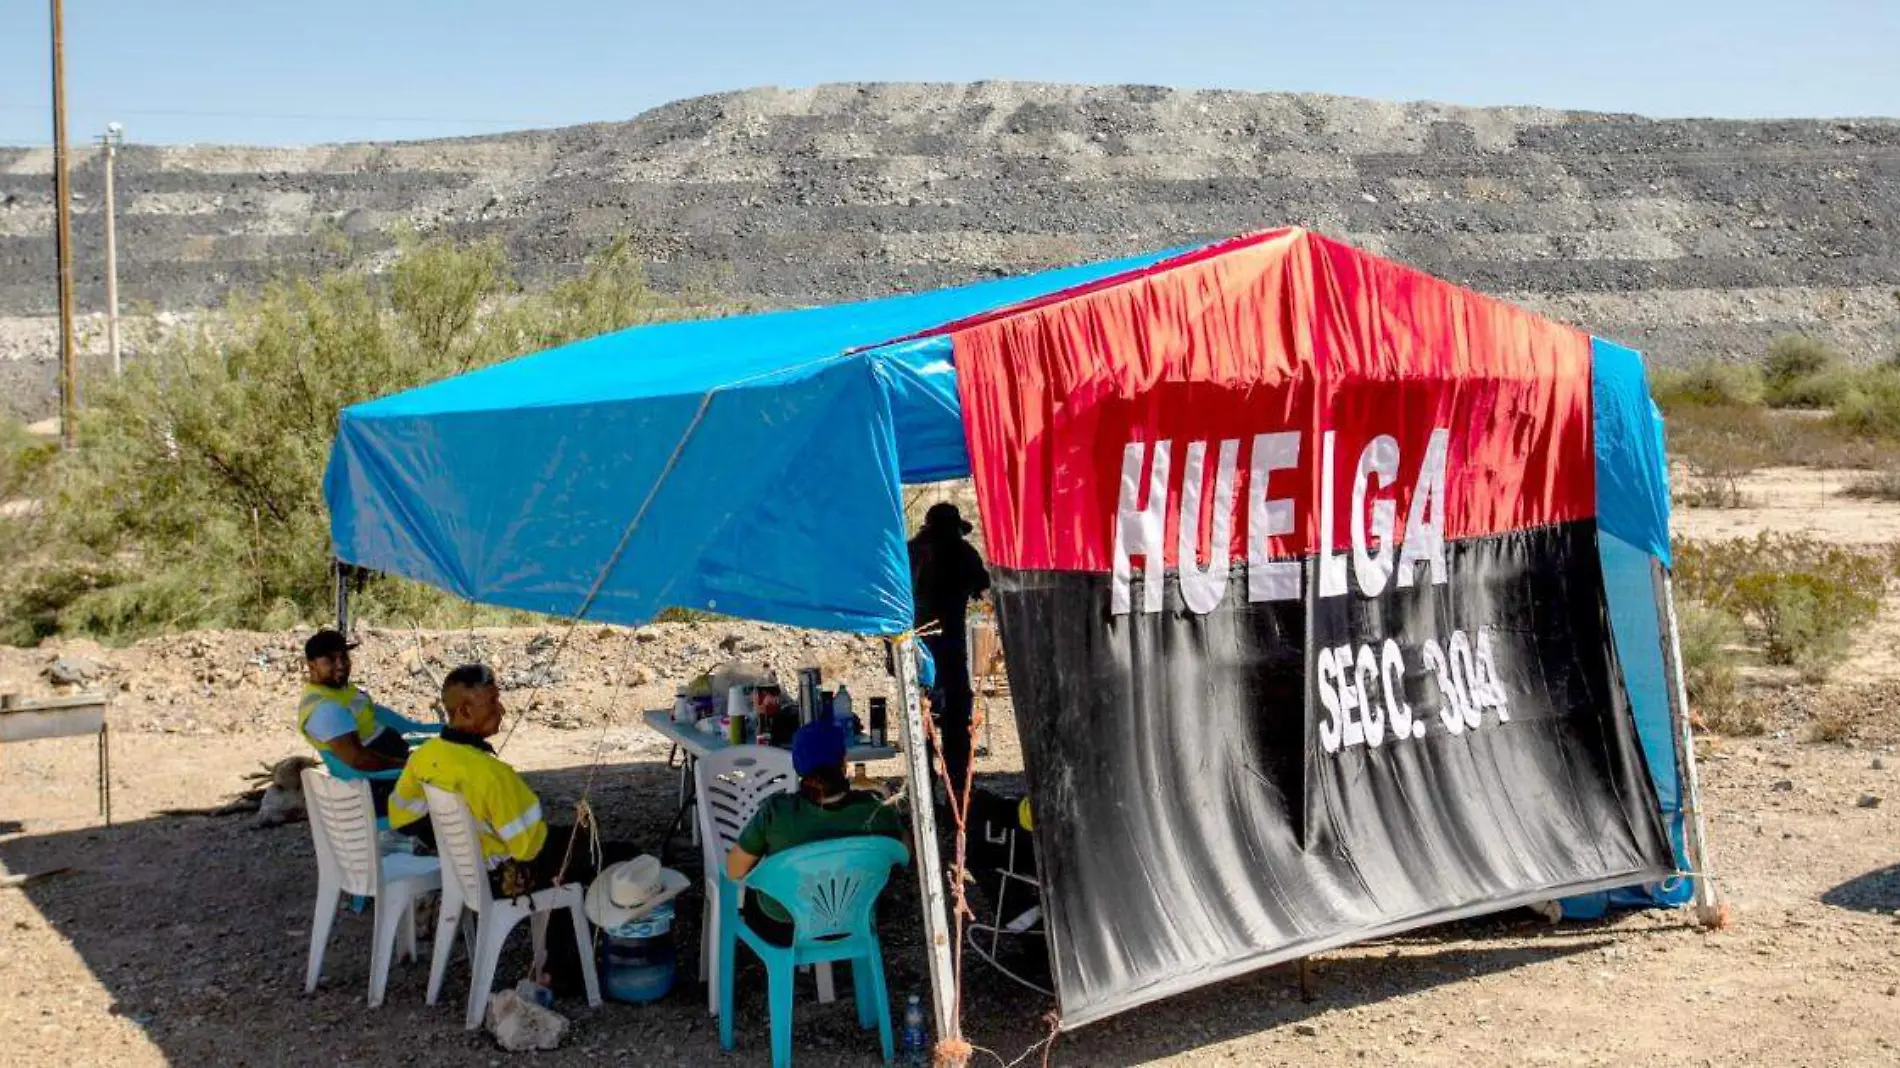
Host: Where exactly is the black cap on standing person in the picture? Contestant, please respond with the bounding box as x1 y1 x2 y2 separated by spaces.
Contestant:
304 628 358 663
923 502 974 536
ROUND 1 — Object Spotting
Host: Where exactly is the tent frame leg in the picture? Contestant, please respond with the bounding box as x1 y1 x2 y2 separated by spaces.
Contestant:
333 558 352 640
1661 572 1725 927
893 634 961 1048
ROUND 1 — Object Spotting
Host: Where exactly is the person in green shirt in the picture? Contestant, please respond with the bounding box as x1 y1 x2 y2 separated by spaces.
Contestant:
725 720 904 945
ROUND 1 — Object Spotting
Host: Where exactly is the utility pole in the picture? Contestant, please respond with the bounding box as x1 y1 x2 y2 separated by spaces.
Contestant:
50 0 78 448
98 122 124 376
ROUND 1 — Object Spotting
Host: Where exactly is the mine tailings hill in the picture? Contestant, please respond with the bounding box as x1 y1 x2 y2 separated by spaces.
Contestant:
3 82 1898 418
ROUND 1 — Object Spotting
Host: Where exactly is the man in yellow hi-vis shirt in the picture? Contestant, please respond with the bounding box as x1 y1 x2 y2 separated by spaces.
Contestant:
391 663 630 995
390 664 565 892
299 629 436 814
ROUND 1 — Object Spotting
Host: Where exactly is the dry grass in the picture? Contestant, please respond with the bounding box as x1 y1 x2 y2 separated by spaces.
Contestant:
1701 700 1768 737
1843 471 1900 501
1666 404 1895 481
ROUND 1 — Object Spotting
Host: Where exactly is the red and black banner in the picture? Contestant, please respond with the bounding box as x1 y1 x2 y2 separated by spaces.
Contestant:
947 230 1673 1028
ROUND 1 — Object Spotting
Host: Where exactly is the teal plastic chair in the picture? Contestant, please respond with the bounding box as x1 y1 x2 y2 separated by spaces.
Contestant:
718 836 910 1068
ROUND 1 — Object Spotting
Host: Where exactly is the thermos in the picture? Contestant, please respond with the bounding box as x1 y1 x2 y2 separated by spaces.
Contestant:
868 697 888 747
797 668 823 727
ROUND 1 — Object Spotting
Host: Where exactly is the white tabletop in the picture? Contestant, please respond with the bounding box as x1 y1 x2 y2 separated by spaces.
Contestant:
642 710 899 763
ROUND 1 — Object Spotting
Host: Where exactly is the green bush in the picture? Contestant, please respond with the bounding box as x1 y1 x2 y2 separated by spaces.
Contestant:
1830 368 1900 440
1651 360 1764 409
1732 571 1871 678
1673 533 1894 681
1761 335 1840 405
1676 602 1742 719
1767 366 1858 409
0 415 56 502
0 236 723 645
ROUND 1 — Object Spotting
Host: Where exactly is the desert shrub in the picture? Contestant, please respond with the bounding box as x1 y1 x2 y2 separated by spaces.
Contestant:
1811 707 1856 743
1768 367 1858 409
1843 471 1900 501
1651 360 1764 409
1733 571 1872 678
0 415 56 502
1761 335 1841 407
1663 405 1772 507
0 236 723 644
1829 368 1900 440
1675 602 1742 720
1673 533 1894 681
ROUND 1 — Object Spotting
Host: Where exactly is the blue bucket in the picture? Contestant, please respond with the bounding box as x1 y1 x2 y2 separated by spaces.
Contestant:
599 901 677 1004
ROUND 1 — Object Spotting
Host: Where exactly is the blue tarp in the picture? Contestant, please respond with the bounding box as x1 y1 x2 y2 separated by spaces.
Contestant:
1563 337 1690 918
325 246 1181 634
1590 338 1673 568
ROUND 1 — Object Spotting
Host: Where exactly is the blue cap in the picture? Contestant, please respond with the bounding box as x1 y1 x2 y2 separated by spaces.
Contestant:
791 721 847 777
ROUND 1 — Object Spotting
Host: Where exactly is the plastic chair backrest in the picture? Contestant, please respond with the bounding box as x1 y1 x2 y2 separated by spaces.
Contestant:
421 783 494 913
695 745 796 875
301 767 381 898
743 837 910 943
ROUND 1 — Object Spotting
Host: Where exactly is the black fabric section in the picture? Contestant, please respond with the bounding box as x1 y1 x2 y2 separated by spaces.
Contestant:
994 519 1673 1028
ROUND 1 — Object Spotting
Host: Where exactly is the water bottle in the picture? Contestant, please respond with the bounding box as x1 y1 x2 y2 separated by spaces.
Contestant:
835 685 854 732
520 978 554 1008
901 993 928 1065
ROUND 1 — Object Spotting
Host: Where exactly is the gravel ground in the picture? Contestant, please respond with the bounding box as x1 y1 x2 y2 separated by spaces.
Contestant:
2 704 1899 1066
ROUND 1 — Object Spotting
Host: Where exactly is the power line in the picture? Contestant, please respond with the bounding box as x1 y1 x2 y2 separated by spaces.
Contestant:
0 102 576 127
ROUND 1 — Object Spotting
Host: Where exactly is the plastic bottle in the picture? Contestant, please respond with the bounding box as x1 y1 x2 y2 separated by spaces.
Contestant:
851 762 885 798
901 993 928 1065
521 978 554 1008
834 685 854 733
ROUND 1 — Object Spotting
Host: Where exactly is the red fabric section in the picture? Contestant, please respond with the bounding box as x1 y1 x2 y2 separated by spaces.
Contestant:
952 229 1596 574
897 229 1297 348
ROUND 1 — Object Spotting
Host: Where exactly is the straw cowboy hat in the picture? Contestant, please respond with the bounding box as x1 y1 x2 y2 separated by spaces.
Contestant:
585 855 689 929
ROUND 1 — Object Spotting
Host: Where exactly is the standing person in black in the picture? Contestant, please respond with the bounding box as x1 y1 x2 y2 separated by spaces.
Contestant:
907 502 992 797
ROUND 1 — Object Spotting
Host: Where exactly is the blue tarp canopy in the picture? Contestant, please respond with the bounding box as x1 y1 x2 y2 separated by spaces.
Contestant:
324 247 1179 635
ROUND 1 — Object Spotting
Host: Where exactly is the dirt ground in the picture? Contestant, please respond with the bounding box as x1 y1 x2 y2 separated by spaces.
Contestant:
3 469 1900 1066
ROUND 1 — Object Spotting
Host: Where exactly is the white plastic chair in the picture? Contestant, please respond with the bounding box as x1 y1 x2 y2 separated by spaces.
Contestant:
300 768 443 1008
420 783 602 1030
695 744 797 1016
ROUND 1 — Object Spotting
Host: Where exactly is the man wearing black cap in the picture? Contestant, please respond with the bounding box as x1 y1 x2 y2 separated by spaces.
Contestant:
299 629 434 812
907 502 991 795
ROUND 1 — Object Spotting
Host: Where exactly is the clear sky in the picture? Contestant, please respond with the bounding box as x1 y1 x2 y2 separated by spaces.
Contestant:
2 0 1895 147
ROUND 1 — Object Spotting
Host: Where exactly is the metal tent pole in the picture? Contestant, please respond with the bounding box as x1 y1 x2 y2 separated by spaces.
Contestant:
50 0 79 450
892 633 960 1045
1661 571 1724 926
333 560 352 639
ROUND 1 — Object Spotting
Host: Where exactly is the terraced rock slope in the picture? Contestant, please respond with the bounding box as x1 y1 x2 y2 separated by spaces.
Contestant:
4 82 1897 417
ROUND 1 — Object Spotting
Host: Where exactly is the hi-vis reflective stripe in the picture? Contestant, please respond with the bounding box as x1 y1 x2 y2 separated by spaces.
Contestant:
389 794 427 817
493 804 544 844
